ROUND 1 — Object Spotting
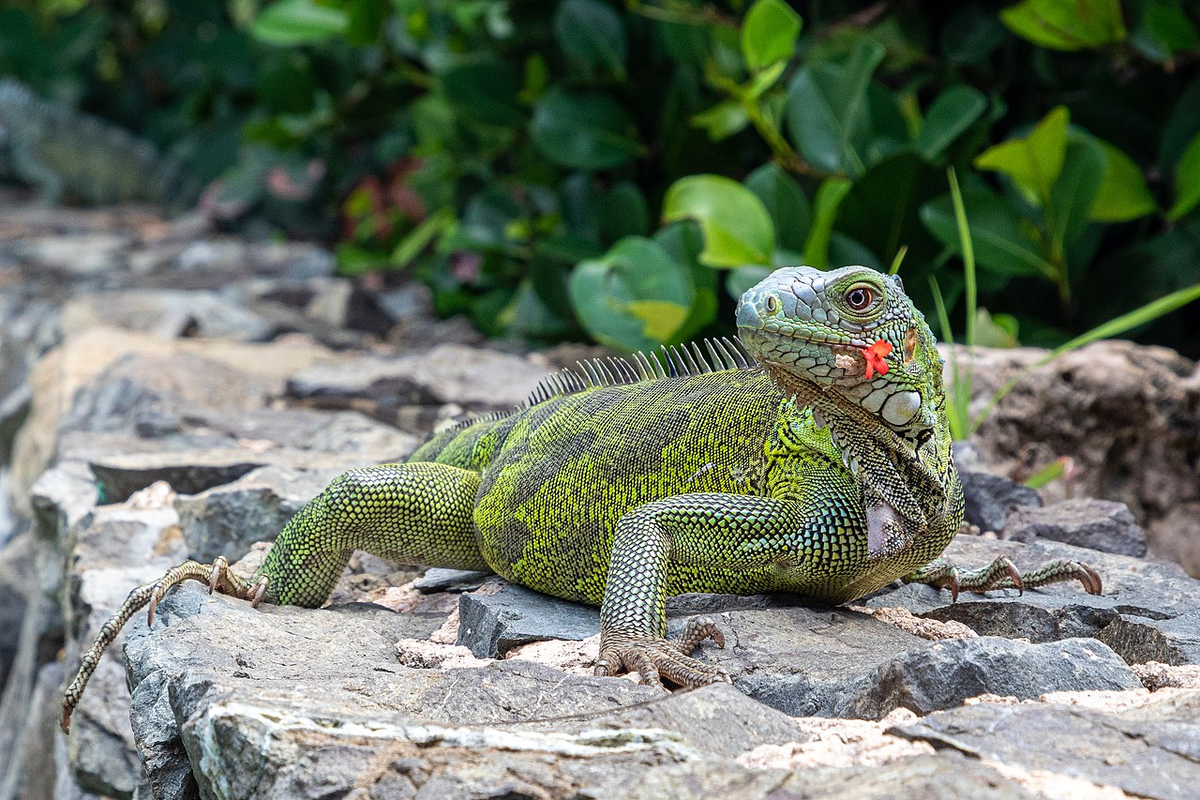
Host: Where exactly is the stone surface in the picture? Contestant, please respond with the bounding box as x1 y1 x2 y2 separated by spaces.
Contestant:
890 690 1200 799
457 582 603 657
959 470 1042 533
963 340 1200 575
1004 498 1147 557
174 465 342 563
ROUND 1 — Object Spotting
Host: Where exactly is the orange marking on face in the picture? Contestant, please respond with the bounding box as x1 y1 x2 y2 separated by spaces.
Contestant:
863 339 893 380
904 327 918 363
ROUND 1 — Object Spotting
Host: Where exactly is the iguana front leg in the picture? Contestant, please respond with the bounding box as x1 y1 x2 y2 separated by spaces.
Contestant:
61 461 489 733
905 555 1102 601
596 493 805 687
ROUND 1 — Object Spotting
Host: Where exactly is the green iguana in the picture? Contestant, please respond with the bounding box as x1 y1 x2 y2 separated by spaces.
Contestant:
60 265 1101 732
0 78 194 206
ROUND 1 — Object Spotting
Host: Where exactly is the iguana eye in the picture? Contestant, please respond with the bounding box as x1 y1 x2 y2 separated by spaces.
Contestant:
846 285 874 311
764 295 780 314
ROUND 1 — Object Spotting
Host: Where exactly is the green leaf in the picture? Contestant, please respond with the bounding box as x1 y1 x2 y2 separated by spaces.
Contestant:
741 0 802 71
391 208 456 267
690 101 750 141
804 178 853 270
568 237 694 351
726 265 774 299
1088 140 1156 222
921 189 1058 281
1048 136 1106 253
1132 0 1199 62
439 61 524 126
531 88 642 170
745 163 810 252
784 38 886 176
662 175 775 267
252 0 348 45
915 85 987 161
599 181 650 243
553 0 627 80
974 105 1070 205
1168 131 1200 220
837 153 944 270
1000 0 1127 51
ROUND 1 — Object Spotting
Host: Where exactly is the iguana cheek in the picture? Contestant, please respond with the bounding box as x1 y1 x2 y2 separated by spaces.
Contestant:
881 391 922 426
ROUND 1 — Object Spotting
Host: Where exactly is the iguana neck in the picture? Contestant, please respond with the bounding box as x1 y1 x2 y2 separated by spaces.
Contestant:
773 372 955 528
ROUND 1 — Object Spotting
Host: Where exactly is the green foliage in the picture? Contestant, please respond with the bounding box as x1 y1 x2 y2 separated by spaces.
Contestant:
2 0 1200 356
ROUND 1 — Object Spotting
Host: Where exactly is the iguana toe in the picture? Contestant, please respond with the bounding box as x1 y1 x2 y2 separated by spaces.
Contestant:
596 624 730 688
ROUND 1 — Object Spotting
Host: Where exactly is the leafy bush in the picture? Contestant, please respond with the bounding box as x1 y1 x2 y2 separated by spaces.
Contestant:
2 0 1198 354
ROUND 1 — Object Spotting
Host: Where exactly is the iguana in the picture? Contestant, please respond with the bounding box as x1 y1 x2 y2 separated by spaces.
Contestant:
0 78 194 207
60 265 1101 732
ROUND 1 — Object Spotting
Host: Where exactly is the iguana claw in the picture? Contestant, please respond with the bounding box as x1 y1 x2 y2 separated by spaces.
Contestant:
595 616 730 688
906 555 1101 597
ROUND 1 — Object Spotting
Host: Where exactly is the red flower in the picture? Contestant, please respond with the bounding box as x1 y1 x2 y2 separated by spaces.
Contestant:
863 339 893 379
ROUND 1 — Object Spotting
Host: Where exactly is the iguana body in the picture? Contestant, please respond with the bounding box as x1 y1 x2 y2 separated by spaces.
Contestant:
0 78 194 206
62 265 1100 730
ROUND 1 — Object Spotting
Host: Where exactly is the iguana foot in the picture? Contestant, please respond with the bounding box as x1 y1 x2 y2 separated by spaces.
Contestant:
905 556 1101 600
62 556 259 735
595 617 730 688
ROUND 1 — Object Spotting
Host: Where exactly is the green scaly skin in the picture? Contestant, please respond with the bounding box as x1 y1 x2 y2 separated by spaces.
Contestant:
61 265 1102 730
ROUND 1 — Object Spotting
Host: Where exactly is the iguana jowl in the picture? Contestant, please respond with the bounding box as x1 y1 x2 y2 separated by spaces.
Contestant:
61 265 1101 731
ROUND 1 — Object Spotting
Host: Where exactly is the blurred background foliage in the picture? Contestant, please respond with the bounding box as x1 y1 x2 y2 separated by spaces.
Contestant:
2 0 1199 355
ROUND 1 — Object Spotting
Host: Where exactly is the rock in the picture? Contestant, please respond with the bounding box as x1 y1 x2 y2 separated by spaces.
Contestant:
963 340 1200 575
412 568 492 593
174 465 342 563
457 583 602 657
60 290 273 342
1003 498 1147 557
90 453 262 503
959 470 1041 533
843 637 1139 719
286 343 546 411
0 531 34 689
1147 503 1200 579
866 537 1200 678
1099 611 1200 666
889 690 1200 799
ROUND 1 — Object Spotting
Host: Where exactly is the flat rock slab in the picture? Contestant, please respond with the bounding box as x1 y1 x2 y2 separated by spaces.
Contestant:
1004 497 1147 557
890 690 1200 799
959 470 1041 533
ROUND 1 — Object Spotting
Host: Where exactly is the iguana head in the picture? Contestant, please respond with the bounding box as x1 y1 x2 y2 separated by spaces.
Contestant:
736 265 945 445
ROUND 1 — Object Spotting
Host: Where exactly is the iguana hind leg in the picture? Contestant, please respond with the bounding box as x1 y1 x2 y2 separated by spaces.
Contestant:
596 493 805 688
905 555 1102 601
62 461 488 734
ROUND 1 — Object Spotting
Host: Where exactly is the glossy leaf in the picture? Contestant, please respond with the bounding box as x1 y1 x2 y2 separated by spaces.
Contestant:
568 237 693 351
974 106 1069 204
921 189 1057 280
745 163 810 252
1048 137 1105 253
531 88 642 170
915 85 987 161
804 178 852 270
1000 0 1126 51
1089 141 1156 222
252 0 348 45
662 175 775 267
599 181 650 243
741 0 802 71
1167 131 1200 220
691 101 750 141
784 38 886 176
553 0 627 80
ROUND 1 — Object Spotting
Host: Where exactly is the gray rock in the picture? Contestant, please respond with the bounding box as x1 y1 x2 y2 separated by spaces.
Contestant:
0 531 34 690
1004 497 1147 556
175 465 341 563
1098 611 1200 666
90 455 261 504
60 290 273 342
286 343 546 410
864 534 1200 711
959 470 1041 533
412 568 492 593
457 583 602 657
844 637 1139 718
890 690 1200 799
632 751 1042 800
